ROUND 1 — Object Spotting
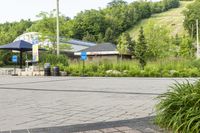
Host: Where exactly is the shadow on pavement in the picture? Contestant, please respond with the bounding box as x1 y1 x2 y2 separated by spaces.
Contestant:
0 78 86 86
2 116 164 133
0 87 161 96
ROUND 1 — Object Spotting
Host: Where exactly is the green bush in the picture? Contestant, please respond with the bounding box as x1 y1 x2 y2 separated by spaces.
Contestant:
161 70 171 77
0 51 13 66
128 68 140 77
144 65 161 77
187 68 200 77
0 51 31 67
0 61 3 67
40 53 69 67
190 59 200 68
64 58 200 77
179 68 192 77
91 64 98 72
54 63 65 71
155 80 200 133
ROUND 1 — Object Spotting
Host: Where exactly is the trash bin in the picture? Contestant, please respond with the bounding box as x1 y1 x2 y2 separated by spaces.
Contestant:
44 63 51 76
53 66 60 76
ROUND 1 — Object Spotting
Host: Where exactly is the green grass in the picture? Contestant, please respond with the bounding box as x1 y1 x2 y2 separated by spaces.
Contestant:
128 1 193 39
155 80 200 132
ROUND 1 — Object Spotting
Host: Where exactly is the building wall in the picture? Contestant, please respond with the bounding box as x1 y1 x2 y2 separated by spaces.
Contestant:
87 55 118 62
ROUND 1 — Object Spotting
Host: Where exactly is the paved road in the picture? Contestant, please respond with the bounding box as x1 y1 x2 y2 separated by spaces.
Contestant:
0 76 197 133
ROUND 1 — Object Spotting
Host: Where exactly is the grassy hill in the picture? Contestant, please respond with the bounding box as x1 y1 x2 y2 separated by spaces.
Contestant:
128 1 193 39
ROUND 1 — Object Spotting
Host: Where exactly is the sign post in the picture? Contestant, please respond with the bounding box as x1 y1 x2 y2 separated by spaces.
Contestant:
12 55 18 76
32 44 39 62
32 44 39 69
80 52 87 76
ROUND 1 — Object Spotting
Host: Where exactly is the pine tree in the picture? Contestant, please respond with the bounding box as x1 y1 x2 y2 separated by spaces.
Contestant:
179 36 193 57
135 27 147 69
124 32 135 56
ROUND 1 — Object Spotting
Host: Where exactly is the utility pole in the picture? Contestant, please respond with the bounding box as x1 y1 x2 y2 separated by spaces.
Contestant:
196 19 199 59
56 0 60 56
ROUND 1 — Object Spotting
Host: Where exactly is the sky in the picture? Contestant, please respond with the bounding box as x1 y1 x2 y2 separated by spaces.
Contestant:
0 0 134 23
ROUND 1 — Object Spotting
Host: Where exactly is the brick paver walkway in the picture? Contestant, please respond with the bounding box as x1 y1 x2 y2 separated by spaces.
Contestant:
0 76 195 132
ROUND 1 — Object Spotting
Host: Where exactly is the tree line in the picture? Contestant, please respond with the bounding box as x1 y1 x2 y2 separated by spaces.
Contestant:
0 20 32 45
70 0 180 43
0 0 180 46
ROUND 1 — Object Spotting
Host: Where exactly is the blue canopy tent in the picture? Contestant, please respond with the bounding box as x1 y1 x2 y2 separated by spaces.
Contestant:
0 40 35 68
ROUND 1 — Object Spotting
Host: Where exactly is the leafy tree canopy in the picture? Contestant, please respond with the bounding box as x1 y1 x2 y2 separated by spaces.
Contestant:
183 0 200 38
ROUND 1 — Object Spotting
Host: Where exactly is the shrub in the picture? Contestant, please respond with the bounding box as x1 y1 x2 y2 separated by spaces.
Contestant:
91 64 98 72
144 65 161 77
65 58 200 77
161 70 171 77
187 68 200 77
155 80 200 133
40 53 69 67
128 68 140 77
190 59 200 68
0 51 13 66
54 63 65 71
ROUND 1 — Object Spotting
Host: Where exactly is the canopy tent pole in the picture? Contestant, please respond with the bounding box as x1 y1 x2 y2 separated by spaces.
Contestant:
20 51 22 69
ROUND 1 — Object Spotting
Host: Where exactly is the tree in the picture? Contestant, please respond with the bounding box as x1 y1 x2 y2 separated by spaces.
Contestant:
179 36 194 57
144 21 171 59
69 0 179 43
107 0 127 7
173 34 181 46
117 32 135 59
0 20 32 45
104 0 128 36
72 9 106 40
138 1 152 19
104 27 115 43
117 33 129 70
97 33 104 43
124 32 135 56
117 33 129 60
135 27 147 69
82 32 96 42
183 0 200 38
118 32 135 56
28 10 70 53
